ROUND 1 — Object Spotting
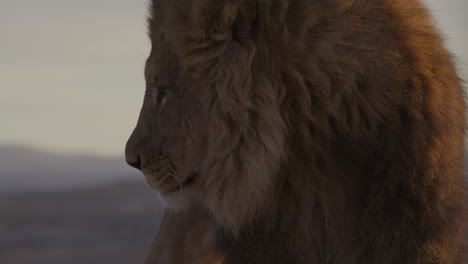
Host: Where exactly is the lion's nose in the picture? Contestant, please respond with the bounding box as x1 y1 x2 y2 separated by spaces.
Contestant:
126 156 142 171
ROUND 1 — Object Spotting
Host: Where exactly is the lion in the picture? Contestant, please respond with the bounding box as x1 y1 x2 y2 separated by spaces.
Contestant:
125 0 466 263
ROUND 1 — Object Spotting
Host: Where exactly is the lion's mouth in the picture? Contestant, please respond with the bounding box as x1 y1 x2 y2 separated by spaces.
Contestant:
141 153 200 193
164 172 199 193
144 168 199 193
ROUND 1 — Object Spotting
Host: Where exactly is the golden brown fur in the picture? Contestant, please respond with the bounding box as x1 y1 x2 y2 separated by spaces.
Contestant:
126 0 466 263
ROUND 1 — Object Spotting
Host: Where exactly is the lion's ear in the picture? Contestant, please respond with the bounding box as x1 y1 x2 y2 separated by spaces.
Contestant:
232 1 258 42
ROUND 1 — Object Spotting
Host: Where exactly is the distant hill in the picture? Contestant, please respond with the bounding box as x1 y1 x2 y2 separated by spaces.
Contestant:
0 179 163 264
0 145 138 193
0 145 165 264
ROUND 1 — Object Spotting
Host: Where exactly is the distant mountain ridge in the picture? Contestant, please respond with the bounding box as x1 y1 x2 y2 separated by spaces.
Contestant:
0 178 162 264
0 145 138 193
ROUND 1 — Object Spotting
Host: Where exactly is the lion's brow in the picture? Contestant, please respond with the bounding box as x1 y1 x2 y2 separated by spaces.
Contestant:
144 56 155 84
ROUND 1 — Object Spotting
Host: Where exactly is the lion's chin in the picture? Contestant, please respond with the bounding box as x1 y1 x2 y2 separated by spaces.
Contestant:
157 186 199 210
142 170 201 209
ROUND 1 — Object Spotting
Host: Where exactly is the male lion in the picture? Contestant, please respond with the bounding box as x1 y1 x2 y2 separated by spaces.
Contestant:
126 0 466 263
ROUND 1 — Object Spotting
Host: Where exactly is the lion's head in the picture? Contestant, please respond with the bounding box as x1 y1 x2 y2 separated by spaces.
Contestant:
126 0 288 230
127 0 467 262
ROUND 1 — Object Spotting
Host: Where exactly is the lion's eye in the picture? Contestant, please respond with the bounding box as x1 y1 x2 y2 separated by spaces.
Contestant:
147 82 168 108
158 87 166 101
157 87 167 106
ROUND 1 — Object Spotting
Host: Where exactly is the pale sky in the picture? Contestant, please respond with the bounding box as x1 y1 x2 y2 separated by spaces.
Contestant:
1 0 467 156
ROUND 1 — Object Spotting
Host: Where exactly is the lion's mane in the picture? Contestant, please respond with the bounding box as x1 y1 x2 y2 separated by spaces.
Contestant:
149 0 466 263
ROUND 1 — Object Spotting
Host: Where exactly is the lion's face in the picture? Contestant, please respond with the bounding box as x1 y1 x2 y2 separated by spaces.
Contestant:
126 0 288 230
125 37 209 208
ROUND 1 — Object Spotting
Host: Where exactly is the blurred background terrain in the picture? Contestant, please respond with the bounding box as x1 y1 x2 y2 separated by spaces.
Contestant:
0 146 163 263
0 0 466 263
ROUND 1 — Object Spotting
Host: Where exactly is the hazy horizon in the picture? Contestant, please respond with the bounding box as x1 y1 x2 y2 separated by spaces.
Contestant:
1 0 467 156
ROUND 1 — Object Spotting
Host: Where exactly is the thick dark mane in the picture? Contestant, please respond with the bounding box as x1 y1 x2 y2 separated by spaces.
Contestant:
143 0 466 263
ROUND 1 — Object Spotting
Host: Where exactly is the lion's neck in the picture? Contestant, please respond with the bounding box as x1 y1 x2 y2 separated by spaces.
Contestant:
217 222 298 264
217 154 363 264
217 190 321 263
